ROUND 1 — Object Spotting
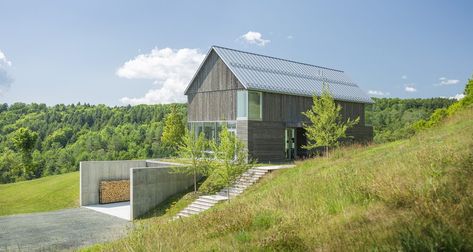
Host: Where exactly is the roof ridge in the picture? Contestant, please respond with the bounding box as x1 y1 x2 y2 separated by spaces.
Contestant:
211 45 344 73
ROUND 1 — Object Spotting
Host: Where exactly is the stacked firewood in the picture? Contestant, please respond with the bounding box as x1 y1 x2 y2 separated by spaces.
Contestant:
99 180 130 204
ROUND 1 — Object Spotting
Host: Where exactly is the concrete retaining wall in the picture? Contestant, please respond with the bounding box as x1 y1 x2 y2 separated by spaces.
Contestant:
130 166 195 219
80 160 146 206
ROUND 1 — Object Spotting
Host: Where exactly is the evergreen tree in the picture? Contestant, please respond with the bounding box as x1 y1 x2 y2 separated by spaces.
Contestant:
302 85 359 157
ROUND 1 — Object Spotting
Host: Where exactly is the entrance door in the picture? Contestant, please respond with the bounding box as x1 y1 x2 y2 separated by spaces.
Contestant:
285 128 296 160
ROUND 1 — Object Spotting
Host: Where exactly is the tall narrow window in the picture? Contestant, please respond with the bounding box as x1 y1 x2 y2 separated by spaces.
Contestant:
248 91 262 120
237 90 248 119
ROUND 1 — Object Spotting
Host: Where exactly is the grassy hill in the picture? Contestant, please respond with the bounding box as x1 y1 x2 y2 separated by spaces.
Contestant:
90 106 473 251
0 172 79 216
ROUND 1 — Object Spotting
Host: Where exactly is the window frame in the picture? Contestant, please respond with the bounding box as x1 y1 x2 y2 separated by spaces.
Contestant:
237 90 263 121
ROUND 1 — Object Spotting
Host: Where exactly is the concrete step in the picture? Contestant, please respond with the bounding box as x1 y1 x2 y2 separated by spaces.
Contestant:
200 195 228 201
218 190 241 197
236 179 259 185
193 200 215 207
189 202 212 210
248 169 267 174
181 208 200 215
235 181 255 187
195 198 218 205
233 184 249 190
240 177 261 182
186 206 207 212
253 167 273 171
239 174 264 180
220 187 243 194
238 175 261 180
243 170 266 176
219 191 241 197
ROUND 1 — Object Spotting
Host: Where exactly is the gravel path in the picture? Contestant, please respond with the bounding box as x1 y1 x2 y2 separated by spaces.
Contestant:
0 208 131 251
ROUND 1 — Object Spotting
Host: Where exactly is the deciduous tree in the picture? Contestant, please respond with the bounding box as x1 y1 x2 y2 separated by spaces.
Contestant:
302 85 359 157
211 126 251 199
161 105 186 153
176 130 210 193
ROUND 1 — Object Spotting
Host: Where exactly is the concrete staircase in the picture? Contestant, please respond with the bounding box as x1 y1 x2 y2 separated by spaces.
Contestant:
175 165 293 219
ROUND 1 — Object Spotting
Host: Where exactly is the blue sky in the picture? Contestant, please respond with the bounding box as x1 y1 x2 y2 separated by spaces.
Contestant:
0 0 472 105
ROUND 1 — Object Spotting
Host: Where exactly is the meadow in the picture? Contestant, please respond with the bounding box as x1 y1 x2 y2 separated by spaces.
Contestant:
85 105 473 251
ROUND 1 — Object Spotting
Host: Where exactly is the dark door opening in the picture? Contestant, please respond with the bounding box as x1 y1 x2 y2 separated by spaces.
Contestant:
295 128 308 159
286 127 308 160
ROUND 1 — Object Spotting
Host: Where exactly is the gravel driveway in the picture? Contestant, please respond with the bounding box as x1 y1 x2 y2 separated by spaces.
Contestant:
0 208 130 251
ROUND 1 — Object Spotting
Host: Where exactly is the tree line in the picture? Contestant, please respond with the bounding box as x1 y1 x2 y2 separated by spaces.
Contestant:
1 78 469 184
365 97 456 143
0 103 186 183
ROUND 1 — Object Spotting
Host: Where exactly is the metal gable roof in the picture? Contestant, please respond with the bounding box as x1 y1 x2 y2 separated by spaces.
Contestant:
211 46 373 104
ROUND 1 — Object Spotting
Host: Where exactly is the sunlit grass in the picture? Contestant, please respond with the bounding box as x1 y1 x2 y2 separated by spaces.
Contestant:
87 107 473 251
0 172 79 216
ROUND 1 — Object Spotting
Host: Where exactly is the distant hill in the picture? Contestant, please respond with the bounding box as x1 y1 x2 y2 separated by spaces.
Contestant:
0 98 456 184
365 97 455 143
0 103 186 183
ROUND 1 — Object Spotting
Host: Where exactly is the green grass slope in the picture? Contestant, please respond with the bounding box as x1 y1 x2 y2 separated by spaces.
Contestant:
0 172 79 216
93 107 473 251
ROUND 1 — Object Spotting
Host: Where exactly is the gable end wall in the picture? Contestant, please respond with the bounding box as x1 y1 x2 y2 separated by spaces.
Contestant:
187 50 245 121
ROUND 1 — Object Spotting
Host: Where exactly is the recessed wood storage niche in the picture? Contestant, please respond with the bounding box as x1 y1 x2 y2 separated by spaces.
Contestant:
99 180 130 204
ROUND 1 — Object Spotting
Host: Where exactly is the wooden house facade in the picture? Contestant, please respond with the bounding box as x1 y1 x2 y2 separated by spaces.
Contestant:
185 46 373 162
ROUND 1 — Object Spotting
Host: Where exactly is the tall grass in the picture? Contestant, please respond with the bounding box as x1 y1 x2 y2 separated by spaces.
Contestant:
89 107 473 251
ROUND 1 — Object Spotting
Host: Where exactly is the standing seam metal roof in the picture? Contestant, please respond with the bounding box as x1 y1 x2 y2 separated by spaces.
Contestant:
187 45 373 104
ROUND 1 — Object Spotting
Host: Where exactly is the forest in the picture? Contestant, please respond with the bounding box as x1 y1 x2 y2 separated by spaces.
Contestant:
0 103 186 183
365 97 455 143
0 97 456 184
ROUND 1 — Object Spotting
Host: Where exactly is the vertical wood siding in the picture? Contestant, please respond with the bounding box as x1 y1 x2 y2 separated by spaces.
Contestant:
185 50 372 162
247 121 286 162
262 92 366 126
187 91 237 121
186 51 244 121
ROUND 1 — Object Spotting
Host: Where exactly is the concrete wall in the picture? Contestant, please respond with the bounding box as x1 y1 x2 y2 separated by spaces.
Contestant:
130 166 196 219
80 160 146 206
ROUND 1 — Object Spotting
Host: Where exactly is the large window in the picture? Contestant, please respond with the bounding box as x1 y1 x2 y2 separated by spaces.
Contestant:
237 90 262 120
188 121 236 144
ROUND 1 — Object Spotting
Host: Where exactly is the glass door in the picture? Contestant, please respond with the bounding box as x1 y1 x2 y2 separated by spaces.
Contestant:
285 128 296 160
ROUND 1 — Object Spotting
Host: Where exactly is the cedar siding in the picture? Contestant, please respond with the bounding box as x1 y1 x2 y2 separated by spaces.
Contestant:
185 47 373 163
186 50 244 121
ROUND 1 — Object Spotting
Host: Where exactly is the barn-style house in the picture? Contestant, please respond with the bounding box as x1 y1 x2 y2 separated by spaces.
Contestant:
184 46 373 162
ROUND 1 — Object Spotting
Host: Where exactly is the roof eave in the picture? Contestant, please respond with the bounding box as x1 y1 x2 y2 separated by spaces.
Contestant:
183 47 216 95
246 88 374 104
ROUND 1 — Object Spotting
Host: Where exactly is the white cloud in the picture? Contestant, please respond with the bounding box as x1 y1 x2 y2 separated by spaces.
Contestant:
116 47 205 105
449 93 465 100
437 77 459 86
287 35 294 40
404 84 417 93
401 75 407 79
0 50 13 96
0 50 12 67
240 31 270 46
368 90 390 96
